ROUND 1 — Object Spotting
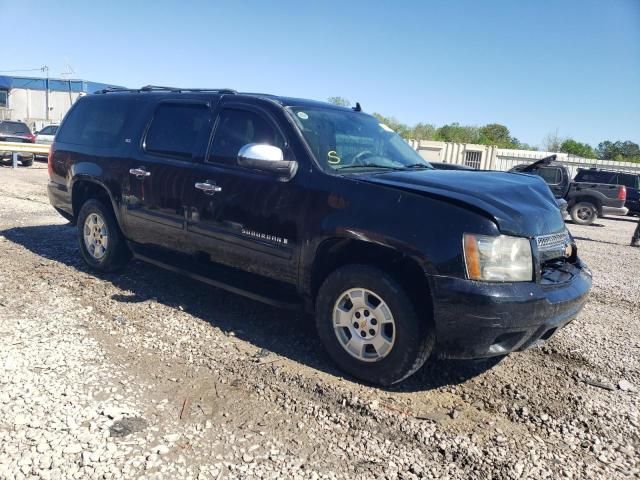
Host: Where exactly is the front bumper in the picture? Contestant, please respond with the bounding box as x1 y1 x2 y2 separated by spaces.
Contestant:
602 206 629 217
431 260 592 359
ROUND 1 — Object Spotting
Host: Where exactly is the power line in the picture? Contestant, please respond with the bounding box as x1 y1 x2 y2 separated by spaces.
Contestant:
0 67 48 74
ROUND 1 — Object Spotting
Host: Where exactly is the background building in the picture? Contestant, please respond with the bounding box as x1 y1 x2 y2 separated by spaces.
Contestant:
0 75 119 130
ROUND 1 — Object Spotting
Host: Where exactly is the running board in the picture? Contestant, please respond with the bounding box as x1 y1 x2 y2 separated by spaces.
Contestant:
132 253 302 310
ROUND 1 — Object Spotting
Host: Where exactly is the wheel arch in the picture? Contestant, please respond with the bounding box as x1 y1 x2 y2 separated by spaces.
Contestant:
71 177 123 226
309 237 434 329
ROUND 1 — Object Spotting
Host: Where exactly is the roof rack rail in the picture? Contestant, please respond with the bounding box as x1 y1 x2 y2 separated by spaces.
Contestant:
140 85 238 94
97 85 238 94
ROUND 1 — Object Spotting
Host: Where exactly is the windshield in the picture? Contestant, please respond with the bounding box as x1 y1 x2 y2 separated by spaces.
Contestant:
289 107 432 172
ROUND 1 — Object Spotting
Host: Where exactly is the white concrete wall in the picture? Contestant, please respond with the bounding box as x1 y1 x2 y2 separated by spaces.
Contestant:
407 139 640 176
494 149 640 177
3 87 83 130
408 139 497 170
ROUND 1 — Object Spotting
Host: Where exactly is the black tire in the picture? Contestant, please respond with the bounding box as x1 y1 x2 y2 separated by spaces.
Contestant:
77 199 130 272
315 265 434 386
570 202 597 225
20 155 33 167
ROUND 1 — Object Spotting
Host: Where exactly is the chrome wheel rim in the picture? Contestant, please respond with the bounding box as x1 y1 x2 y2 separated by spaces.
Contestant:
577 206 594 221
83 213 109 260
332 288 396 362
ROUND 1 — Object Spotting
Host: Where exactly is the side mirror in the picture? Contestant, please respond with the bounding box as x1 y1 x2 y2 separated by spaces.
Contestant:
237 143 297 180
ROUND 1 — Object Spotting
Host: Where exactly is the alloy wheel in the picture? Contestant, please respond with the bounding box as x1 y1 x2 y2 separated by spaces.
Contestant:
83 213 109 260
332 288 396 362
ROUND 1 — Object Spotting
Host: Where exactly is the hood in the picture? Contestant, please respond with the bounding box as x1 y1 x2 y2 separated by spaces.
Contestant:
358 170 565 237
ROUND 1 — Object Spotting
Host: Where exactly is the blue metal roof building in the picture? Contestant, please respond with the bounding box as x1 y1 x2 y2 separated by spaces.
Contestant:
0 75 122 127
0 75 120 94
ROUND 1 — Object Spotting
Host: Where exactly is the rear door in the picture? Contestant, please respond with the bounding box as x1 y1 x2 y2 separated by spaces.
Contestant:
123 99 214 252
185 102 300 284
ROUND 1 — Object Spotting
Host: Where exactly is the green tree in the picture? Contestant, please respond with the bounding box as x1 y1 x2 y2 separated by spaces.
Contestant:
597 140 640 161
371 113 410 137
434 123 479 144
478 124 518 148
517 143 538 151
327 96 351 107
407 122 437 141
559 139 595 158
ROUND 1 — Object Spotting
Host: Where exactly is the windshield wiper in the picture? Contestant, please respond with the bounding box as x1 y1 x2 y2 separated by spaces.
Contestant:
402 163 432 170
334 164 405 171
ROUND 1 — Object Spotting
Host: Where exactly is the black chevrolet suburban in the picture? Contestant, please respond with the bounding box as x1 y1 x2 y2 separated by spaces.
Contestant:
574 168 640 216
47 86 592 385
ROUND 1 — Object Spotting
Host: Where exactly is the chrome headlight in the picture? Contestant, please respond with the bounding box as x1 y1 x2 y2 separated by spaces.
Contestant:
463 233 533 282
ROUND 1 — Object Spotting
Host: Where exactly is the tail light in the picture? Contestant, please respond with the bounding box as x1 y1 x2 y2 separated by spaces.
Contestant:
618 185 627 200
47 144 55 177
26 133 36 142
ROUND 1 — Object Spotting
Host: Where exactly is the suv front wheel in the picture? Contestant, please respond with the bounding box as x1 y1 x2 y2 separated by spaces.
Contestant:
315 265 434 386
77 199 130 272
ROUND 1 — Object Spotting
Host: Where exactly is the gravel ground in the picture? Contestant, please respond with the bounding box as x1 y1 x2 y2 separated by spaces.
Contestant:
0 164 638 479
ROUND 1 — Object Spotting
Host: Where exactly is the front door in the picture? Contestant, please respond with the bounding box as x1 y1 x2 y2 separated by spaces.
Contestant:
186 104 300 284
537 166 569 198
124 100 213 252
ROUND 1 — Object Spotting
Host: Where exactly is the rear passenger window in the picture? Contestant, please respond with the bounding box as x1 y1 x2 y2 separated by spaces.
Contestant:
208 109 284 165
574 171 616 183
57 97 130 147
145 103 210 159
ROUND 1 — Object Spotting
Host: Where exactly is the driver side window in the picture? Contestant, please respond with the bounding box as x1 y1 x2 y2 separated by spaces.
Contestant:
208 109 284 166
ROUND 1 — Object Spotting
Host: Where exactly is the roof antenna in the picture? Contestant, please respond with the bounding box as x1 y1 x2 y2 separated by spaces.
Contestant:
353 102 361 112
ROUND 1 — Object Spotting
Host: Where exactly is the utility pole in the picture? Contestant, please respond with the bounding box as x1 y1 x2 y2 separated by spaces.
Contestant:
42 65 50 121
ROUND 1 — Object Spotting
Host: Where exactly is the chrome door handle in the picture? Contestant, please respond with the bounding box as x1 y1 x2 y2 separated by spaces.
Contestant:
129 168 151 178
195 181 222 195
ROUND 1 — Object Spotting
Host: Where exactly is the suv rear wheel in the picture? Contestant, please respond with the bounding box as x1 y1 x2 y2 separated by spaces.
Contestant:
77 199 130 272
315 265 434 385
570 202 597 225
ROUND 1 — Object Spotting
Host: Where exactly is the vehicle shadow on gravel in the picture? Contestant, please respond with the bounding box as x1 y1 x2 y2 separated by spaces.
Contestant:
2 223 500 392
572 235 621 246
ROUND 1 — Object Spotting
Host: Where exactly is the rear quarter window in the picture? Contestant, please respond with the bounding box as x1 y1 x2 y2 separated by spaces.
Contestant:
0 122 30 135
56 96 132 147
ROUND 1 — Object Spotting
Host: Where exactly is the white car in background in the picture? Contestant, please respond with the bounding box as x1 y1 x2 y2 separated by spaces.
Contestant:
35 124 59 145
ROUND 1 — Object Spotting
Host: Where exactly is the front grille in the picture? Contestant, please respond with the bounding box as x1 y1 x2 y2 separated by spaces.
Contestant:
536 231 570 251
536 231 571 262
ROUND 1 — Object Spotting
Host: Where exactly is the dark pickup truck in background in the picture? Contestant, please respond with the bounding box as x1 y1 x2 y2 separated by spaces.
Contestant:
510 156 628 225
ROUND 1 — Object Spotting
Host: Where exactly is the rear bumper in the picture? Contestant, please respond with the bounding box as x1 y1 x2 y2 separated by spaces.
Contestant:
431 260 592 359
602 206 629 216
624 199 640 215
